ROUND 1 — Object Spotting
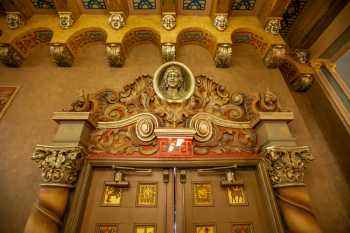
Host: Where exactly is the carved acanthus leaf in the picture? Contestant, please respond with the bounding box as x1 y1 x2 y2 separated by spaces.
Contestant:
66 75 286 127
32 146 85 186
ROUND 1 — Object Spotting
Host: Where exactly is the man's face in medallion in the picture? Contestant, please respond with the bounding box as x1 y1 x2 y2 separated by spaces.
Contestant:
165 68 183 89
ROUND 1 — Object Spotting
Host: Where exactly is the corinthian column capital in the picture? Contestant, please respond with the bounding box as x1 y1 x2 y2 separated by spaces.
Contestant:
263 146 313 188
32 145 86 188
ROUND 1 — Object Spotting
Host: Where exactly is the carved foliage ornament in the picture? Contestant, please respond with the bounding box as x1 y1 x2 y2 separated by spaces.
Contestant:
32 146 85 186
264 17 282 35
263 146 313 188
6 12 24 30
58 12 74 29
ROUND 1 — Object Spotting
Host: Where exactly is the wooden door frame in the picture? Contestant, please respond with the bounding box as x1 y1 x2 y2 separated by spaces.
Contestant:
63 158 284 233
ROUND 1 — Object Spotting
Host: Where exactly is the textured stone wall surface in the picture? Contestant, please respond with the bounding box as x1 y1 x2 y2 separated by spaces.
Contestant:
0 43 349 233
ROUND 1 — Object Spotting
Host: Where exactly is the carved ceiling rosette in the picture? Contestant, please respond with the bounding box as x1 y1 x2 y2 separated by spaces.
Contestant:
66 62 288 156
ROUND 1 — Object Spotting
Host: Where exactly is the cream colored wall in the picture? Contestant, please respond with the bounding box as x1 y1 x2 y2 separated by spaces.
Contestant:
0 43 349 233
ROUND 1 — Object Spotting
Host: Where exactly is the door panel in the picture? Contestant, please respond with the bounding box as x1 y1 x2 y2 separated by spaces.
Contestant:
80 168 174 233
176 168 274 233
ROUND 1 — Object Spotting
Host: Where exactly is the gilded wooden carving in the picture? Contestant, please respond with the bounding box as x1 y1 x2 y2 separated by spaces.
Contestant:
32 145 85 186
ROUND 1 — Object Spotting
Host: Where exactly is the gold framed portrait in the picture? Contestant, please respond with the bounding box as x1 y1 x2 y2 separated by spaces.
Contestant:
135 224 156 233
232 223 254 233
227 185 248 206
192 182 213 206
101 184 122 206
194 224 216 233
136 183 158 207
95 223 118 233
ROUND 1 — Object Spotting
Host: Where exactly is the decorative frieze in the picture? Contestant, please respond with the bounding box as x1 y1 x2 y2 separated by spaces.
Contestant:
263 146 313 188
6 11 24 30
214 44 232 68
264 17 282 35
162 13 176 31
263 44 286 68
294 49 309 64
213 14 228 31
106 43 125 67
32 145 85 187
161 43 176 62
58 12 74 29
108 12 126 30
0 44 24 67
49 44 74 67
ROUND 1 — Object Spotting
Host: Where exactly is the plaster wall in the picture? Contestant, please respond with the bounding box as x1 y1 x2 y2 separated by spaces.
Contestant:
0 43 349 233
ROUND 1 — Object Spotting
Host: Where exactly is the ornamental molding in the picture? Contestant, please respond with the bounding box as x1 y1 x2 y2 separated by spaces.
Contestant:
49 44 74 67
6 11 24 30
263 146 313 188
264 17 282 35
32 145 86 187
213 14 228 32
106 43 125 67
65 63 290 156
108 12 126 30
0 44 24 67
214 44 232 68
58 12 74 30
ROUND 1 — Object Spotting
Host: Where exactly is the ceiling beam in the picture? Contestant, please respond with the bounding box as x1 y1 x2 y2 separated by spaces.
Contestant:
52 0 81 18
2 0 33 18
106 0 129 16
258 0 292 24
286 0 348 49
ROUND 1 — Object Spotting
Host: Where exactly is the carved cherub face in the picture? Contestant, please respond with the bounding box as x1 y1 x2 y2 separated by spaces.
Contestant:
164 67 183 89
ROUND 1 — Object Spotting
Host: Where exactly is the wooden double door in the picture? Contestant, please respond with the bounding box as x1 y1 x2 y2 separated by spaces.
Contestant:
80 165 277 233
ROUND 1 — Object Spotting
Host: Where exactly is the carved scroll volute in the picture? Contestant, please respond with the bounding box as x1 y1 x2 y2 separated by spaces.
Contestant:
190 116 213 142
263 146 322 233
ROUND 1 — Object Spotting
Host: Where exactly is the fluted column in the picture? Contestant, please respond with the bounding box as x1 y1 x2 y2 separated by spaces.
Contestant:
256 120 322 233
24 112 94 233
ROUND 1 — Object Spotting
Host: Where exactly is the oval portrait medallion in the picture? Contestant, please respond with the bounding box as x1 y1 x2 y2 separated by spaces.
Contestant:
153 62 195 103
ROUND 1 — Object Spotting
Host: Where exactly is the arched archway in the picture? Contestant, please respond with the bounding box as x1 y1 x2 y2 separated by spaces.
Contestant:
231 28 269 57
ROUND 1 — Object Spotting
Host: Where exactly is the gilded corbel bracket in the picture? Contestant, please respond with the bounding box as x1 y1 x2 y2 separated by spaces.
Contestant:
49 43 74 67
6 11 25 30
106 43 125 67
264 17 282 35
32 145 86 188
58 12 74 30
161 43 176 62
263 44 286 68
0 43 24 67
214 43 232 68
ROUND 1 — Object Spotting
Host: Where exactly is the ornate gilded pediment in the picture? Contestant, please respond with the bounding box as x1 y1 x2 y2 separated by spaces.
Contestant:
66 62 288 156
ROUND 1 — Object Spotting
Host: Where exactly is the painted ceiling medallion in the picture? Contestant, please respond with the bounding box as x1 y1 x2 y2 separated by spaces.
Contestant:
183 0 206 10
232 0 256 10
31 0 56 9
82 0 106 9
162 14 176 31
133 0 156 9
153 62 195 103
